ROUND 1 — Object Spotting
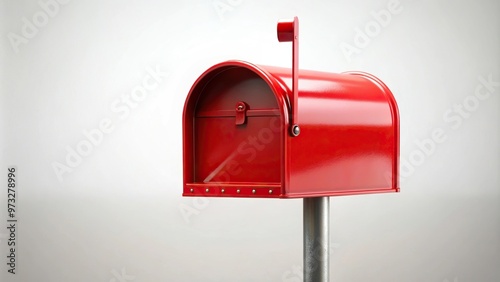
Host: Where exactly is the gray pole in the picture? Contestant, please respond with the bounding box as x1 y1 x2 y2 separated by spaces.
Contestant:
303 197 329 282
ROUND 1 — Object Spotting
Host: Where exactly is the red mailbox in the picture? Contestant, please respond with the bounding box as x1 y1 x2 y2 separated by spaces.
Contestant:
182 18 399 199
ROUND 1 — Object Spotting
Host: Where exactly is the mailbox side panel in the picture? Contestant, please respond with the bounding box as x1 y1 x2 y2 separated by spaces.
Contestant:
264 67 399 197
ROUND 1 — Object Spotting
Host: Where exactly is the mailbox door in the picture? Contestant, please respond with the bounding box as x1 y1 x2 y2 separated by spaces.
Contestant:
184 66 285 197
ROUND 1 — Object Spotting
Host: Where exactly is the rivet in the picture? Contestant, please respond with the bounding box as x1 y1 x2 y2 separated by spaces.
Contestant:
221 189 225 193
205 188 209 192
190 188 194 193
291 124 300 137
269 189 272 194
252 189 256 194
237 189 240 194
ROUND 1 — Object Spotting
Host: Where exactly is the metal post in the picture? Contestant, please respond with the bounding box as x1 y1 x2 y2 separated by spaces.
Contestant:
303 197 329 282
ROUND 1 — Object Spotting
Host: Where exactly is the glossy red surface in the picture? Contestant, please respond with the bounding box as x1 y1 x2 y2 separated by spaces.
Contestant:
182 61 399 198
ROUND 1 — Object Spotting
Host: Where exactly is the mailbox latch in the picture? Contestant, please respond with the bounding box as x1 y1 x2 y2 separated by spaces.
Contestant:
235 101 247 125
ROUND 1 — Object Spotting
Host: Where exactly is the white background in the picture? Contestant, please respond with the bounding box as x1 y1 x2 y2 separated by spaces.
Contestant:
1 0 499 281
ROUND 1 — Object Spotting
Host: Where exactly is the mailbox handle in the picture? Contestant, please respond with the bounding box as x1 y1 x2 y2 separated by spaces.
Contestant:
277 17 299 135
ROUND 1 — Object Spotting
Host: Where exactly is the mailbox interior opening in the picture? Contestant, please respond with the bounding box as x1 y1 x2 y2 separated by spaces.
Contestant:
186 66 284 197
